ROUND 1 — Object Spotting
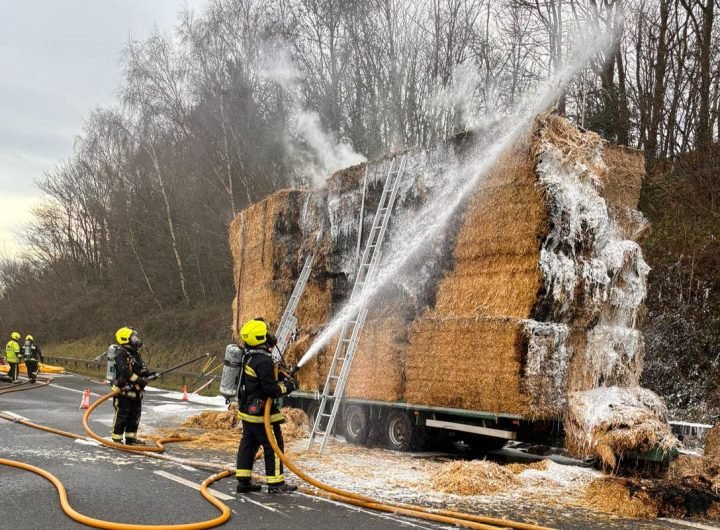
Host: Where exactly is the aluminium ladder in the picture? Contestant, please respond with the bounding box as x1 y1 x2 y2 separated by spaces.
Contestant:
308 154 408 453
273 254 314 363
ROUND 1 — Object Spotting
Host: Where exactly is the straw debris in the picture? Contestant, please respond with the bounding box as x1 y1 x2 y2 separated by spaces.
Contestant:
424 460 521 495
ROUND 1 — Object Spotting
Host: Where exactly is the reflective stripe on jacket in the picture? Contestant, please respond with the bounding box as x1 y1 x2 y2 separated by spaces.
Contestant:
5 340 19 363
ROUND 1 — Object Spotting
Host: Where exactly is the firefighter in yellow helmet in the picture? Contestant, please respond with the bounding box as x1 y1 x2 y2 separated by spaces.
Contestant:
235 318 298 494
110 327 154 444
22 334 44 383
5 332 22 383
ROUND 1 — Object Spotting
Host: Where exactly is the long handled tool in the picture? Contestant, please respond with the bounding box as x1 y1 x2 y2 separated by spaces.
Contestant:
150 352 211 380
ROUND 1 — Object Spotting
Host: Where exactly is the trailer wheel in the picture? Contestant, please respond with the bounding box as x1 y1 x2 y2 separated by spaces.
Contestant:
343 405 369 445
305 402 324 431
384 410 417 452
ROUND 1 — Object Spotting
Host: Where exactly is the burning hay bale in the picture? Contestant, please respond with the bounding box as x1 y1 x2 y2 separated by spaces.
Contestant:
566 387 679 469
425 460 521 495
228 113 672 465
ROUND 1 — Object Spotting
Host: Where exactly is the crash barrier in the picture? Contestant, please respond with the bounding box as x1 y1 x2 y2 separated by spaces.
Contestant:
44 356 216 393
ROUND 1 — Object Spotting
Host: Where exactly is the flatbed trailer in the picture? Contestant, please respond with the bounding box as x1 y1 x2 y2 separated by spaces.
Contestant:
284 391 560 453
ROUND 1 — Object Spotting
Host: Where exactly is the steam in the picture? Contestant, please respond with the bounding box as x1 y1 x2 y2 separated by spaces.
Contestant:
293 111 367 186
297 30 614 368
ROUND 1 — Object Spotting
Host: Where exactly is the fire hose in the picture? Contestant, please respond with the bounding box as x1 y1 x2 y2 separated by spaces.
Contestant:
262 400 554 530
0 372 554 529
0 373 232 529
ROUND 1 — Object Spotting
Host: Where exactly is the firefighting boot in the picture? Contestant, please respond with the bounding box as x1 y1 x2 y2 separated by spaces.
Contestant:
236 479 262 494
267 482 298 494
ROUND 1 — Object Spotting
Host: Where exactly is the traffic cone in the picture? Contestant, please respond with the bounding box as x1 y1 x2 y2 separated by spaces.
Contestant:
181 385 188 401
79 388 90 409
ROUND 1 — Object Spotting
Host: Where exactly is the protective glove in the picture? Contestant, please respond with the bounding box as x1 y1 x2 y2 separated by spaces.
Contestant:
282 377 298 394
136 377 149 389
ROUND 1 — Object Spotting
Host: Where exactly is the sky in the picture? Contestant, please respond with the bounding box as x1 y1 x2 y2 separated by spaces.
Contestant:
0 0 205 258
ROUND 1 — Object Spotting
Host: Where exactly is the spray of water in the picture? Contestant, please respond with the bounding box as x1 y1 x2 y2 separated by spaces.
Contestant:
297 30 614 368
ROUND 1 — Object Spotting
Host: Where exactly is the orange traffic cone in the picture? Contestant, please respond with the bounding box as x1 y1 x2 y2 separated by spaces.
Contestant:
79 388 90 409
181 385 188 401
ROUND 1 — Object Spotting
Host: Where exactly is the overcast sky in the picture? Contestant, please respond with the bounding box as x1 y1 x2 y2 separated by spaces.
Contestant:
0 0 204 257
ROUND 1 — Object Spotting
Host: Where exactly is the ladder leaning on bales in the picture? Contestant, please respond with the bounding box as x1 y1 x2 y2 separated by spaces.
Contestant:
308 153 408 453
273 254 314 364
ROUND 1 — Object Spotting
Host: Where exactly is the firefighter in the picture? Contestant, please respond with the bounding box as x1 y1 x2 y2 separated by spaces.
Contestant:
5 331 21 383
235 318 298 494
22 335 44 383
111 327 154 445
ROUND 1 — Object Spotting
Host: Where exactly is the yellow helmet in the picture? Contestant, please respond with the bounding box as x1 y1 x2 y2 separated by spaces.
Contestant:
240 319 268 347
25 335 33 342
115 327 134 345
11 332 21 341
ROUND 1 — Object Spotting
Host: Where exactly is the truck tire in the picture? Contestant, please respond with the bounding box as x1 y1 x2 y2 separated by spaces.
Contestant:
343 405 370 445
305 402 323 430
384 410 423 452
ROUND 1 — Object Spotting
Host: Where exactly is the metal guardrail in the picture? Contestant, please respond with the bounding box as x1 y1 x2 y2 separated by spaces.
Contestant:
44 355 214 390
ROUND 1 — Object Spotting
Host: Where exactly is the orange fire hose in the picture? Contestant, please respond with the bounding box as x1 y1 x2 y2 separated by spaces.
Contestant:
263 400 555 530
0 384 232 529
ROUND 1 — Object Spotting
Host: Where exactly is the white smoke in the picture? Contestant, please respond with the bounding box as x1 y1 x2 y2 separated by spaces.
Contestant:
293 110 367 186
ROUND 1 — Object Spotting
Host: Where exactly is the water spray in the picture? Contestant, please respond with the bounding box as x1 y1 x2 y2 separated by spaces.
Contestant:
296 30 614 369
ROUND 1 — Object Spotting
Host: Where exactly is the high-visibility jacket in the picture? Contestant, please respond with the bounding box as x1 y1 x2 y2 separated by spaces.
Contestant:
5 340 19 363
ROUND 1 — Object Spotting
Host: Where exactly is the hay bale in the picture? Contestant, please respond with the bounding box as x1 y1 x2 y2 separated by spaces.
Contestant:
566 387 679 469
705 423 720 460
425 460 521 495
581 478 659 518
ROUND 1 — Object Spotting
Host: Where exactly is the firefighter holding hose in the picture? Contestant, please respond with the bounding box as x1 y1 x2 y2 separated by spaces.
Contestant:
235 318 298 494
111 327 155 445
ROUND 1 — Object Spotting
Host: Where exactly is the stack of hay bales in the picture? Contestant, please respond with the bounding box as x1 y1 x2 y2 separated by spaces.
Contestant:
227 114 678 465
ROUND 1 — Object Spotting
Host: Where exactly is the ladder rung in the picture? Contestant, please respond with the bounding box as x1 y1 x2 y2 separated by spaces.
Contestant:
320 412 332 417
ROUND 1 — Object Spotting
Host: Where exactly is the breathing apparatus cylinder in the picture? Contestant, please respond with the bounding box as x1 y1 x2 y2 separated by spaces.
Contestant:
105 344 120 384
220 344 244 401
23 340 31 359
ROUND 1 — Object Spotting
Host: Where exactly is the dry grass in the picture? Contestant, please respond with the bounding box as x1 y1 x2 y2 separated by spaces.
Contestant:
580 478 659 518
423 460 521 495
506 460 551 474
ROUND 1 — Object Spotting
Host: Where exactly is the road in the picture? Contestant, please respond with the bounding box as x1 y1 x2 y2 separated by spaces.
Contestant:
0 373 446 530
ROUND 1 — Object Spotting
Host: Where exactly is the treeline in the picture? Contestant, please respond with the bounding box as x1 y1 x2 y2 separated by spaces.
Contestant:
0 0 718 343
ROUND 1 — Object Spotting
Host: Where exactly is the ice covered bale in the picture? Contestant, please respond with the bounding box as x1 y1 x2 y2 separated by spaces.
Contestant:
566 387 679 469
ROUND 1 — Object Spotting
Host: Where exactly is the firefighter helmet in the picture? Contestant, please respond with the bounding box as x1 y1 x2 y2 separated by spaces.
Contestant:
240 319 268 347
25 335 33 342
115 327 134 345
11 332 20 341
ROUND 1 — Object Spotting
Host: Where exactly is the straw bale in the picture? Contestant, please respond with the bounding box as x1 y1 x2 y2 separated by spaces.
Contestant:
565 387 679 469
667 454 712 482
425 460 521 495
581 478 659 518
705 422 720 460
599 144 645 210
506 459 551 474
405 314 526 415
345 304 407 401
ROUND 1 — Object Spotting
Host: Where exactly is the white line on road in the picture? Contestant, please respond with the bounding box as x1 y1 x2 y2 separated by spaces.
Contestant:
48 383 103 397
1 411 30 422
660 519 720 530
154 470 234 501
297 491 437 529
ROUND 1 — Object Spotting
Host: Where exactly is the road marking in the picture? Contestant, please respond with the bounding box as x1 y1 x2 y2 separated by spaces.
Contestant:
1 411 30 422
297 492 436 529
48 383 103 397
235 493 289 516
154 470 234 501
660 519 720 530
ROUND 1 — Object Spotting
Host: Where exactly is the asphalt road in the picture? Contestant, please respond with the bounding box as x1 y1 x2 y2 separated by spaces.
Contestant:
0 373 446 530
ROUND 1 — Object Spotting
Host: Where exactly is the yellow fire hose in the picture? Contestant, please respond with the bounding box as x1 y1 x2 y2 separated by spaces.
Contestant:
263 400 555 530
0 379 555 530
0 385 232 529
